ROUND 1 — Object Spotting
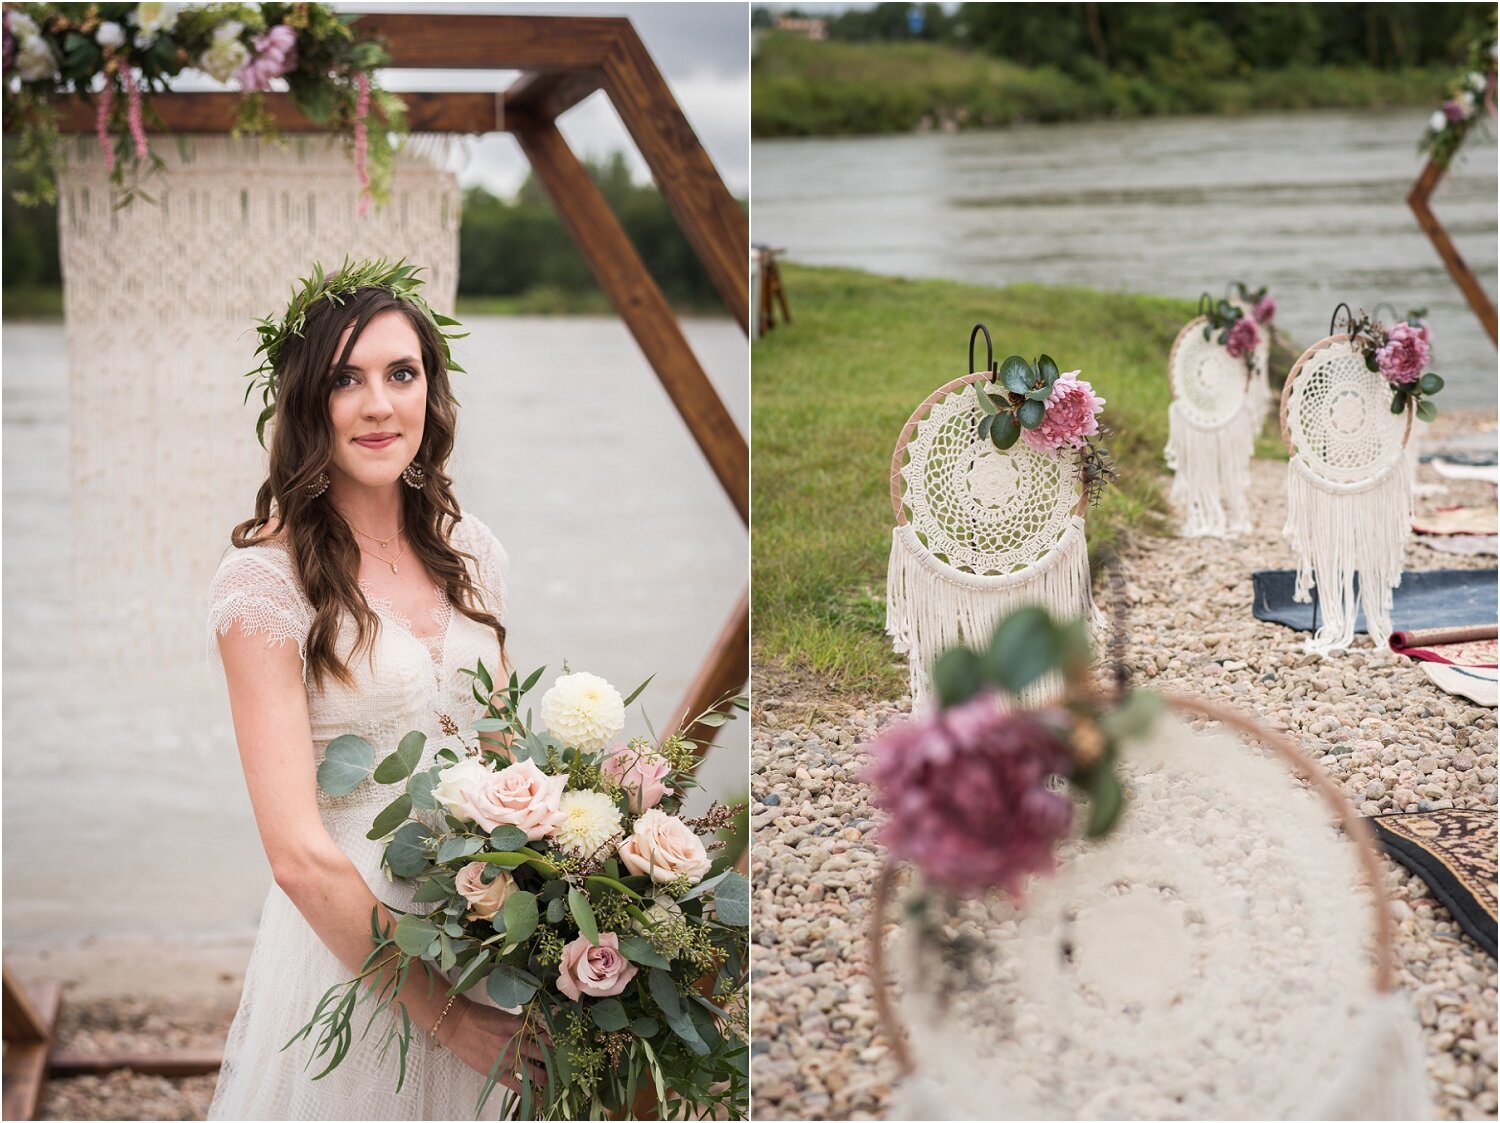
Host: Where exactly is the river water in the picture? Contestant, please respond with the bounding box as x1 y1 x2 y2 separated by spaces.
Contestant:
753 108 1497 410
2 315 748 945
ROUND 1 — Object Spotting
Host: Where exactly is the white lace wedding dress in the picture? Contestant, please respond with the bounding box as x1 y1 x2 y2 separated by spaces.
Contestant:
206 513 508 1121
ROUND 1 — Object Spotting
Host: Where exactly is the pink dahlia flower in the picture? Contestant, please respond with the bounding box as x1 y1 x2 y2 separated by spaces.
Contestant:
865 695 1075 898
238 24 298 92
1252 294 1276 324
1224 315 1261 358
1020 369 1105 452
1376 321 1430 385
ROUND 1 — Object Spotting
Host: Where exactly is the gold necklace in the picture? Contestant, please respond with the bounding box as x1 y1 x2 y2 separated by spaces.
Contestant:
347 520 405 550
358 535 411 576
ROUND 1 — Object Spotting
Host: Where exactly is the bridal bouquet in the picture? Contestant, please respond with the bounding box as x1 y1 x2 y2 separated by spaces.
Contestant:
296 663 749 1120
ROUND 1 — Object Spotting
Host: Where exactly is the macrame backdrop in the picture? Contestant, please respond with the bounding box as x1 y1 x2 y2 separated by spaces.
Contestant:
1282 337 1413 655
1163 317 1254 538
57 136 460 676
888 378 1103 710
883 712 1431 1120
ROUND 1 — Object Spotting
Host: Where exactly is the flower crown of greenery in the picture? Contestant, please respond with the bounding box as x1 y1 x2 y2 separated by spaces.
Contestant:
244 257 467 448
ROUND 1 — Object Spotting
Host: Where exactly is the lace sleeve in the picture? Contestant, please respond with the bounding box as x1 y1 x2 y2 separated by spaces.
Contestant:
455 512 509 625
206 545 313 679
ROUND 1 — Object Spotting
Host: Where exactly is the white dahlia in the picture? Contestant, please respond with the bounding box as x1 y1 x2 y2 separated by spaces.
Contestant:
540 672 625 752
553 789 623 858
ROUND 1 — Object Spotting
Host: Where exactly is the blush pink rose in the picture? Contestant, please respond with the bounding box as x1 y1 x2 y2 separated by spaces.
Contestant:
238 24 297 91
1376 321 1430 386
601 742 674 813
555 931 637 1001
1224 315 1261 358
457 758 566 839
618 808 711 885
1020 369 1105 453
454 862 516 922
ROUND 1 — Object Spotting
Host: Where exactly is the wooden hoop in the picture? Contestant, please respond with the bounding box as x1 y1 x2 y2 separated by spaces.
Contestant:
889 372 1090 527
868 693 1398 1079
1279 334 1414 456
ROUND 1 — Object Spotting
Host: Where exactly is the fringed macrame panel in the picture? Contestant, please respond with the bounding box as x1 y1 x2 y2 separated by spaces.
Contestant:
57 136 460 677
888 379 1103 710
1282 338 1412 655
886 714 1432 1120
1164 318 1253 538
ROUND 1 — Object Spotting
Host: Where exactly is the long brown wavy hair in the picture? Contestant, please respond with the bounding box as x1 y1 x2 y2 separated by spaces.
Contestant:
232 285 505 688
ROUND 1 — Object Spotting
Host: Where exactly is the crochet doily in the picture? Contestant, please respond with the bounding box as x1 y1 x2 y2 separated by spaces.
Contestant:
899 383 1080 576
1170 319 1249 429
1286 341 1406 487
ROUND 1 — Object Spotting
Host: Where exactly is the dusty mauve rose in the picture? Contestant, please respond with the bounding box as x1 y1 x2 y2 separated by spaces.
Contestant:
1019 369 1105 453
1224 315 1261 359
1252 294 1276 324
1376 321 1430 386
618 808 712 885
1443 98 1466 123
238 23 298 91
454 862 516 922
601 742 674 813
555 931 638 1001
864 694 1074 898
458 758 566 839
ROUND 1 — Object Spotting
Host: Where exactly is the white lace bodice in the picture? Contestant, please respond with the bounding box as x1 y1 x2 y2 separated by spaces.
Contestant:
207 513 509 907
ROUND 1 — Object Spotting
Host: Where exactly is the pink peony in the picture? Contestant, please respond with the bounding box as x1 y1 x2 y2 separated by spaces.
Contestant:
1252 294 1276 324
1224 315 1261 358
555 931 638 1001
456 758 567 839
601 742 674 813
1376 321 1431 385
1443 98 1466 123
864 695 1075 897
237 24 298 92
1019 369 1105 452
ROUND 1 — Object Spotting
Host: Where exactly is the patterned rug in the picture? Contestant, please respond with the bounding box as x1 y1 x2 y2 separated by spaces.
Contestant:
1372 808 1497 958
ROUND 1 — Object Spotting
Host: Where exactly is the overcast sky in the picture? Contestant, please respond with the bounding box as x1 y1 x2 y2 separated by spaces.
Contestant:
337 2 750 197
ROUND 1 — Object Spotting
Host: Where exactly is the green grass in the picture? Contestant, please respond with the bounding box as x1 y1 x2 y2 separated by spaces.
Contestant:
752 264 1232 697
752 35 1452 138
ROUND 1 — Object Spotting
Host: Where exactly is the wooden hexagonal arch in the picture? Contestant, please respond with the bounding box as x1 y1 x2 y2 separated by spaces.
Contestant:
42 12 749 759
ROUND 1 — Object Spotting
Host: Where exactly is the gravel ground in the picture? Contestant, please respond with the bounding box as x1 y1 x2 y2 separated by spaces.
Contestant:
751 424 1498 1121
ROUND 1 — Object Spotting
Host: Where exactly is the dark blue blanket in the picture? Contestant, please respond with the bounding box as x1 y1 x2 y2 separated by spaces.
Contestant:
1252 569 1498 633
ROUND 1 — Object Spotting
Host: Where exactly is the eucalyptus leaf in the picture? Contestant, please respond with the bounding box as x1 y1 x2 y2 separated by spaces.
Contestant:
999 355 1033 395
1415 398 1437 422
713 871 749 927
618 936 671 969
622 673 655 707
569 888 600 945
447 950 494 996
436 835 484 864
1036 354 1060 386
984 606 1060 695
317 735 375 796
977 413 995 440
1418 372 1444 395
1391 391 1409 415
590 998 630 1032
407 769 439 811
520 665 547 694
502 891 539 946
546 897 567 925
486 964 540 1009
412 877 454 904
385 822 432 878
990 411 1020 450
973 386 999 415
472 717 507 732
1016 398 1047 429
373 731 425 784
1086 767 1125 838
1098 689 1164 742
393 913 437 956
632 1017 660 1038
932 646 984 708
366 793 413 841
488 826 528 852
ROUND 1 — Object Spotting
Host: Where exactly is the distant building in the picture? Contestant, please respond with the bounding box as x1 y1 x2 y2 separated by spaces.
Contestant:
775 16 827 41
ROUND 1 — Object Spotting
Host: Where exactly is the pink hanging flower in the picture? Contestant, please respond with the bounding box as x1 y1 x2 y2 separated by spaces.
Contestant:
1443 98 1466 123
1376 321 1431 386
121 66 147 160
1020 369 1105 452
237 24 298 92
1224 315 1261 358
354 70 371 217
865 695 1075 898
96 80 116 174
1252 294 1276 324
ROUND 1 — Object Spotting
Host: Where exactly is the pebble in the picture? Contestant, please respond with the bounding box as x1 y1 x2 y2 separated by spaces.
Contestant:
752 452 1496 1121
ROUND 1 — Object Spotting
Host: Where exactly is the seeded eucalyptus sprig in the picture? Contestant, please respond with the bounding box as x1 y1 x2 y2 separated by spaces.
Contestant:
244 257 469 447
973 353 1064 450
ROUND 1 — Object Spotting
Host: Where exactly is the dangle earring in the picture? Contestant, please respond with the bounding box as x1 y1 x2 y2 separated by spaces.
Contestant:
306 471 330 499
401 462 426 490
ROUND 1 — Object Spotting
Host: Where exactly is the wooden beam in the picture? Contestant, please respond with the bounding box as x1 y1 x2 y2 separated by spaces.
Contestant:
510 110 748 524
48 1051 223 1079
677 588 750 764
504 71 602 123
2 967 47 1044
44 91 500 135
600 29 750 333
1407 157 1498 345
352 13 623 70
2 980 60 1122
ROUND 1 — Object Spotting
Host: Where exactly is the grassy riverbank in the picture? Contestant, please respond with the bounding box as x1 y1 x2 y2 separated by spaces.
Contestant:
752 35 1452 138
752 264 1303 696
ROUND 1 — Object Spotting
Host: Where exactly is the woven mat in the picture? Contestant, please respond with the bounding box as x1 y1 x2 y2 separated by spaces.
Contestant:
1372 808 1497 958
1251 568 1498 634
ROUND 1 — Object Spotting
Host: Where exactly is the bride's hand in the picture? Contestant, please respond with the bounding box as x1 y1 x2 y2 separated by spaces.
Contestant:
438 998 549 1091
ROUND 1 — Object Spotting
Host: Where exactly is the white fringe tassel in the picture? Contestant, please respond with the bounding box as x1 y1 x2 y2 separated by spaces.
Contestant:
1165 399 1254 538
1283 456 1412 656
887 516 1104 711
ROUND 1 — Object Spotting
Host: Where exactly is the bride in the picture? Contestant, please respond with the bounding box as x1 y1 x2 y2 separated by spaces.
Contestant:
207 261 543 1119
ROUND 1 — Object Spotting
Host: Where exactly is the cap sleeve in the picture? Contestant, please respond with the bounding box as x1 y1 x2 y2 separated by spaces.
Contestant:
454 513 509 626
206 544 312 678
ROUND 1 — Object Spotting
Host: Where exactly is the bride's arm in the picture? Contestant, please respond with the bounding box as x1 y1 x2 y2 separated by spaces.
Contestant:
218 623 543 1082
